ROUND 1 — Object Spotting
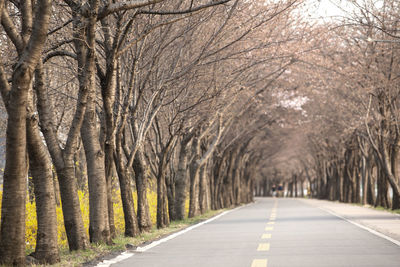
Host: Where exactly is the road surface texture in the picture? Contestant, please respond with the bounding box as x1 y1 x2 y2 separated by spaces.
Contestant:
109 198 400 267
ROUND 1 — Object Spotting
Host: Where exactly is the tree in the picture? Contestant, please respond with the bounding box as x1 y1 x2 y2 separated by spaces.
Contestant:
0 0 52 264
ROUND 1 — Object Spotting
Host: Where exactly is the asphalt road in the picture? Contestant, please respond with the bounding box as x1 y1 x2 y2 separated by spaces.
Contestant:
111 198 400 267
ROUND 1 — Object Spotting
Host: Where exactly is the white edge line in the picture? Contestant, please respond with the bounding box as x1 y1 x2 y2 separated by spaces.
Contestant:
95 251 135 267
318 206 400 247
95 204 248 267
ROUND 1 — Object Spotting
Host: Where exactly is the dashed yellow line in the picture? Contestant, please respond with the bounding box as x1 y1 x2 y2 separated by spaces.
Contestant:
251 259 268 267
257 243 270 251
251 202 277 266
261 233 272 239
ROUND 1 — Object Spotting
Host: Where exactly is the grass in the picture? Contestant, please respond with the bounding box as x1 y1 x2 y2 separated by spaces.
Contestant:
350 202 400 215
371 205 400 215
30 209 226 267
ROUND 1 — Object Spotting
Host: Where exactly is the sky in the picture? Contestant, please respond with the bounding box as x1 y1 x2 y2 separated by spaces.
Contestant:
314 0 345 17
306 0 352 21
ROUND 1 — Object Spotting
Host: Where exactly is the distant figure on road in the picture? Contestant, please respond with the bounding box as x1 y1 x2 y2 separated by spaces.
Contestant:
272 184 276 197
278 184 283 197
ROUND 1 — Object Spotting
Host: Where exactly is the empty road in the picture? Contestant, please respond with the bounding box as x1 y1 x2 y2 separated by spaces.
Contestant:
109 198 400 267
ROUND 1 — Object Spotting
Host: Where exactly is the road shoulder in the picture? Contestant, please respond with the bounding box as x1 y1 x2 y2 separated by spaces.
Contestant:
298 198 400 243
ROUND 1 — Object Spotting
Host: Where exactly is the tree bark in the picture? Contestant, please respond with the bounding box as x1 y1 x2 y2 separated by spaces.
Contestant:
390 141 400 209
75 144 88 191
0 1 51 263
59 162 90 249
0 73 29 264
174 136 191 220
157 150 170 228
188 160 201 217
361 155 367 205
104 148 117 237
99 23 118 237
133 151 152 231
199 164 209 213
81 96 111 244
115 137 140 237
27 95 59 264
35 63 89 251
367 164 376 205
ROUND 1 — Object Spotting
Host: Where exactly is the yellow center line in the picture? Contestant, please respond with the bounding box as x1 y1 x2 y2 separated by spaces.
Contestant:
251 259 268 267
265 226 273 231
267 221 275 225
257 243 270 251
261 233 271 239
269 217 275 221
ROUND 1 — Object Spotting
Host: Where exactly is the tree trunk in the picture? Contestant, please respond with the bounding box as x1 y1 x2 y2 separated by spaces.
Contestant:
35 63 89 251
188 160 200 217
133 151 152 231
376 166 390 208
0 73 29 265
104 147 116 237
231 149 242 204
188 136 201 218
75 145 87 190
338 167 344 202
166 172 176 220
53 170 61 206
367 164 376 205
0 0 51 263
81 96 111 244
288 182 293 197
300 179 304 198
390 142 400 209
377 113 400 206
199 164 209 213
115 139 139 236
27 98 59 264
361 155 367 205
212 155 225 210
262 179 268 197
100 38 118 238
355 171 361 203
157 152 170 228
58 162 90 250
174 138 190 220
223 152 235 207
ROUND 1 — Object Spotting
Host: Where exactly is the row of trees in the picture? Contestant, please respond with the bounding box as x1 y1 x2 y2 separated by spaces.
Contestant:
259 1 400 212
0 0 302 265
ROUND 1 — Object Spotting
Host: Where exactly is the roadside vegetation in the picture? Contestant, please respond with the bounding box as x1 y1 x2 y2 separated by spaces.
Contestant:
41 210 226 267
0 190 225 267
253 0 400 214
0 0 302 264
2 0 400 265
